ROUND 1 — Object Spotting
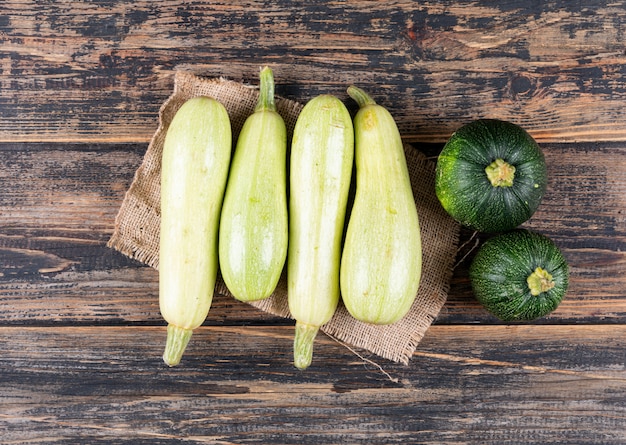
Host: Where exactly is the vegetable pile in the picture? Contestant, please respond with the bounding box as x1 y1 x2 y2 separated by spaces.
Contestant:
435 119 569 323
157 66 569 369
159 67 422 369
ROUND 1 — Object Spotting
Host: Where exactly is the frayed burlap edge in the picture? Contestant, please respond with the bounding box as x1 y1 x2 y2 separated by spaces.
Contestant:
107 71 461 365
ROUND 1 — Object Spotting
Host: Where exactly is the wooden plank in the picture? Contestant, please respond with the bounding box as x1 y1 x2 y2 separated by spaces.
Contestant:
0 142 286 325
1 141 624 325
2 1 626 143
0 325 624 444
0 143 143 237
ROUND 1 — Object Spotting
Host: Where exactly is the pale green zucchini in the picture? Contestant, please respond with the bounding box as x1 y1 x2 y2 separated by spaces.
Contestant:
159 96 232 366
340 86 422 325
288 94 354 369
218 66 288 302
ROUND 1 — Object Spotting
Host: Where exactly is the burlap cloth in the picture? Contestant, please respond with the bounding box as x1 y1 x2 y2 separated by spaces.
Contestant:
107 71 460 365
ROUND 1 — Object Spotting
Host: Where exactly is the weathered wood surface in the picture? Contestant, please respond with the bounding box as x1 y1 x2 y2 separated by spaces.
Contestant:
2 325 625 444
2 1 626 143
1 1 625 443
1 142 623 326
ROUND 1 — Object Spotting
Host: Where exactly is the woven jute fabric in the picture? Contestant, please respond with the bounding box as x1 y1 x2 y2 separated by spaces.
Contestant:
108 71 460 365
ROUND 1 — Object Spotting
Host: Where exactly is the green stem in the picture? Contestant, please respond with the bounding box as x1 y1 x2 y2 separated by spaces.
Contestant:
255 66 276 112
163 324 193 367
347 85 377 108
293 321 319 370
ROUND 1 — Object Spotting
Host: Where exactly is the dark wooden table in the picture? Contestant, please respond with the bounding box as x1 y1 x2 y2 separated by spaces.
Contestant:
1 2 624 444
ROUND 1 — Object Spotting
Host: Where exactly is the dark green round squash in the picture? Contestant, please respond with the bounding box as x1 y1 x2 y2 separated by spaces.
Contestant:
435 119 547 233
469 229 569 322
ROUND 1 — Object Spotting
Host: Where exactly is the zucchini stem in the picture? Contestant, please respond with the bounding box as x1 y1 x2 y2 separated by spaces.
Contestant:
485 158 516 187
163 324 193 367
293 321 319 370
255 66 276 112
347 85 377 108
527 267 555 296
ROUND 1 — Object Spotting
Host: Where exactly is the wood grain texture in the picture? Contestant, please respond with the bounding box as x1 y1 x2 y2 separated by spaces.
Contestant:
1 2 625 442
1 325 624 444
2 1 626 143
1 142 624 325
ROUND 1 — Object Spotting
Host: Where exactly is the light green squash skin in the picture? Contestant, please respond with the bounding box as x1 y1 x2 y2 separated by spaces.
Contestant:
218 67 288 302
159 96 232 366
288 94 354 369
340 86 422 325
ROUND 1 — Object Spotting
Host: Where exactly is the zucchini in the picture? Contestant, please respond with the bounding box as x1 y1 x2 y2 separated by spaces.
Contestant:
288 94 354 370
159 96 232 366
340 86 422 325
469 229 569 321
435 119 547 233
219 66 288 302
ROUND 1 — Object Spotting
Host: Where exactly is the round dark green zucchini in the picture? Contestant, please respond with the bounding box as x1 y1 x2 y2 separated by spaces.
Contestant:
469 229 569 322
435 119 547 233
